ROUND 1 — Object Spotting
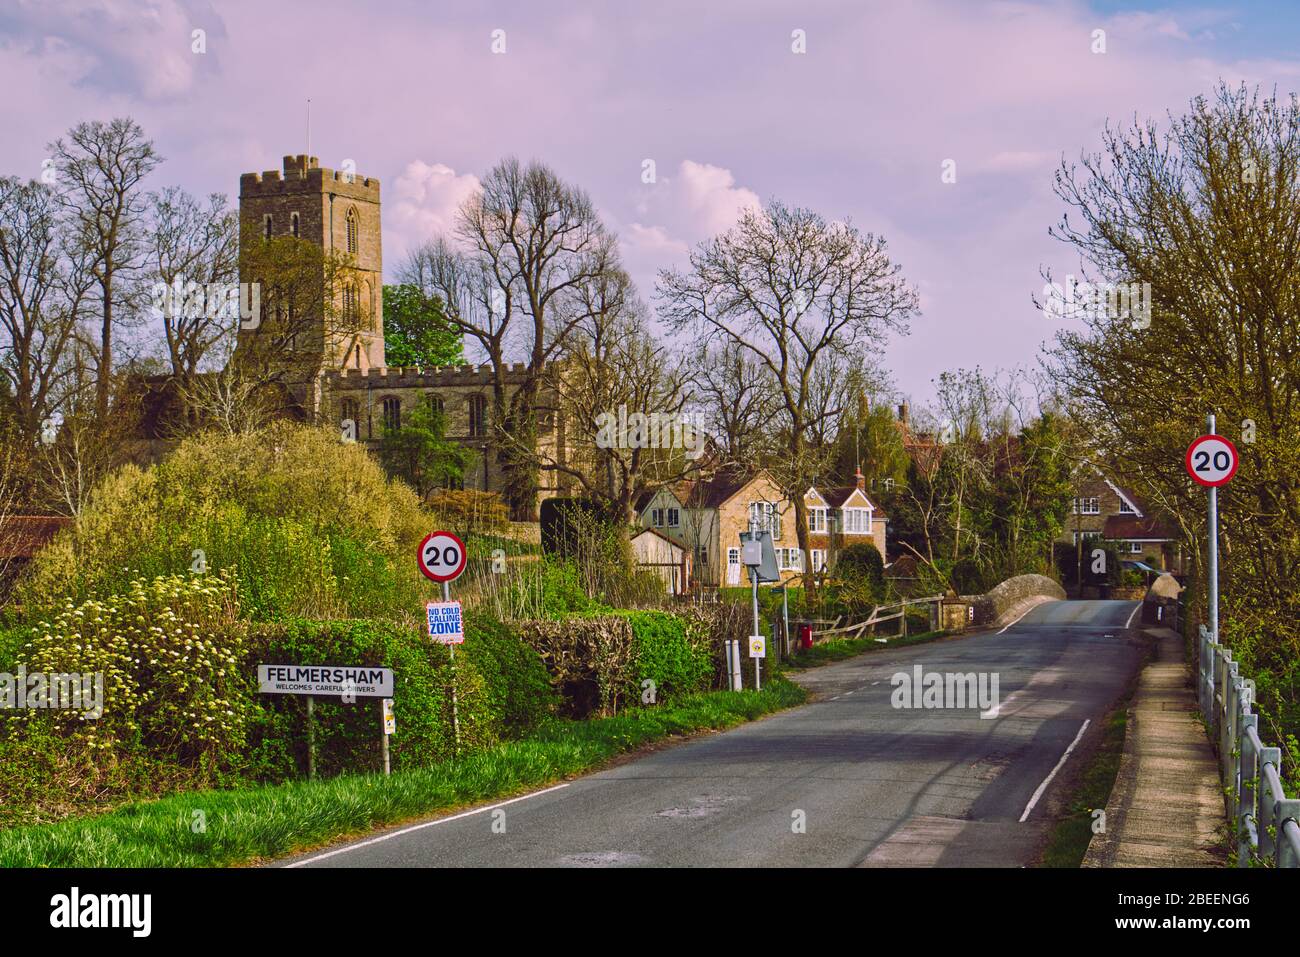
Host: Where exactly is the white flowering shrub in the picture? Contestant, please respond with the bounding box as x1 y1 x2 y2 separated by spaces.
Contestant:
12 574 248 769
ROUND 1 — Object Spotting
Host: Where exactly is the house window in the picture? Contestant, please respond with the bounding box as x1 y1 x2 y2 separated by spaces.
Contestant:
843 507 870 534
1130 542 1143 554
667 507 680 528
1073 531 1102 545
883 477 895 492
748 502 780 538
468 394 488 437
1074 497 1100 515
728 547 740 566
263 214 273 239
382 397 401 432
345 207 359 254
290 212 300 238
811 549 826 572
1118 499 1136 515
651 508 664 528
809 507 826 533
776 548 804 571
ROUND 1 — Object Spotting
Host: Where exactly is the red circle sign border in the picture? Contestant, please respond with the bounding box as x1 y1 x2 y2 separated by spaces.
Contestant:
1184 434 1240 488
417 530 468 583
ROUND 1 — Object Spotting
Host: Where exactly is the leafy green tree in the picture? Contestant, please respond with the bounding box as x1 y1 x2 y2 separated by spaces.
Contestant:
378 401 474 502
382 284 463 369
830 396 909 494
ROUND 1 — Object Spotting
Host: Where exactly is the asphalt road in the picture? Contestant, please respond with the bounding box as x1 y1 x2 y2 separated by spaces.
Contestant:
286 599 1144 868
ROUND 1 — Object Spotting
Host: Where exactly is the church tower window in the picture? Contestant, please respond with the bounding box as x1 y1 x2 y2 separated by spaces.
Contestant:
290 212 300 237
346 207 358 254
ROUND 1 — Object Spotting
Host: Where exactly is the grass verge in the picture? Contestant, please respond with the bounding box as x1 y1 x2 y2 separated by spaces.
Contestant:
783 629 950 670
0 677 806 868
1037 702 1129 867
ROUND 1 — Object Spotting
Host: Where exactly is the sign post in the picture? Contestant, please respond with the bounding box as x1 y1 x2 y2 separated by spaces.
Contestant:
1186 418 1239 641
256 665 396 778
739 519 779 691
419 531 468 754
381 698 395 775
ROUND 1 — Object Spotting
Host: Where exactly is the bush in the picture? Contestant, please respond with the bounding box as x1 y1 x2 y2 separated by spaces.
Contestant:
516 616 636 717
613 610 714 703
7 574 248 772
0 575 555 822
17 422 431 620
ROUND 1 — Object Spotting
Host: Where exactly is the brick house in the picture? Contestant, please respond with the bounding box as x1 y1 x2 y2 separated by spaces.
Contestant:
635 468 888 588
1058 472 1181 571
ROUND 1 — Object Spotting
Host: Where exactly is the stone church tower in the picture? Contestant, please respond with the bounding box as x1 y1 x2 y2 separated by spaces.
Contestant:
226 152 571 512
235 155 385 413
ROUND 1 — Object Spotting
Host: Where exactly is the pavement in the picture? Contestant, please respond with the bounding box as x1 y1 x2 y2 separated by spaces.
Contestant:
283 599 1146 868
1083 626 1227 867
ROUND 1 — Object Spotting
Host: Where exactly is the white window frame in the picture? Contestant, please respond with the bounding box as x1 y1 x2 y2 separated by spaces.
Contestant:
727 547 740 566
843 507 870 534
667 507 680 528
776 548 804 571
748 501 780 539
1074 497 1100 515
1118 500 1137 515
811 548 826 572
809 507 826 533
1129 542 1143 554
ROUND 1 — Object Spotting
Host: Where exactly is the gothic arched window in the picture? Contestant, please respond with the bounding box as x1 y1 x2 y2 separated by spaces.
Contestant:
382 397 401 432
341 398 359 428
345 207 358 254
468 394 488 438
427 393 444 416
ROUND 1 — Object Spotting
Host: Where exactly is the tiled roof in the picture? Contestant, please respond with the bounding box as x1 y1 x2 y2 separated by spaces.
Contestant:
1103 515 1174 541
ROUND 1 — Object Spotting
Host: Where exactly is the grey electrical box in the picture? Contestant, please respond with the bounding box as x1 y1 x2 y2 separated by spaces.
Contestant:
739 530 779 583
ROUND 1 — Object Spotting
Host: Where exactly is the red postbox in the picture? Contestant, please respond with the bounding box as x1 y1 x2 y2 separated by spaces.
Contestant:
799 624 813 650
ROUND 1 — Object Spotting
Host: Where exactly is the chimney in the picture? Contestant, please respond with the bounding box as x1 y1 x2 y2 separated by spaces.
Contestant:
898 402 909 424
854 467 865 491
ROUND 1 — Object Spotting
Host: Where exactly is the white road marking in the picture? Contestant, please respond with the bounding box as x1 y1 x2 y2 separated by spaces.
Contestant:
1018 719 1090 823
1124 604 1140 629
285 782 572 867
997 605 1038 635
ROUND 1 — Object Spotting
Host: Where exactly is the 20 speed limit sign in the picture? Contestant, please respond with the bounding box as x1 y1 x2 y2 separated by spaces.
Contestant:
1185 434 1239 488
417 531 467 583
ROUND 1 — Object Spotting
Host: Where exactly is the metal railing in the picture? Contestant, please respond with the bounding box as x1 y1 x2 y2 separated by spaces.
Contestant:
1198 623 1300 867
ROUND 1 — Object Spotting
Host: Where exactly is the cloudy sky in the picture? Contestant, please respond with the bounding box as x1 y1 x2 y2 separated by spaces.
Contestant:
1 0 1297 402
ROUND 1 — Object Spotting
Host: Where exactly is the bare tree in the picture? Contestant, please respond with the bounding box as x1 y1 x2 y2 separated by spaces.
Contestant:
689 341 778 475
0 177 92 442
401 157 615 519
49 118 161 421
146 187 239 383
658 201 918 590
541 268 701 525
